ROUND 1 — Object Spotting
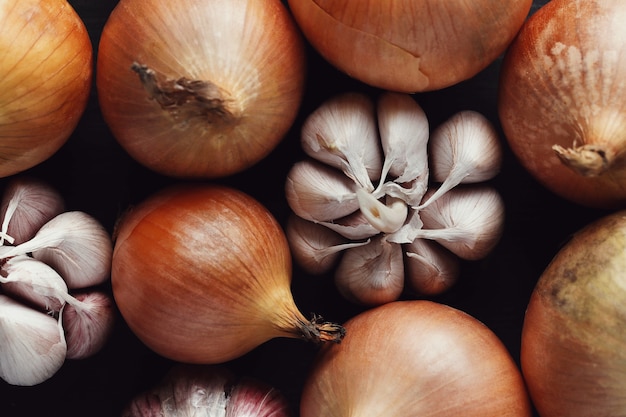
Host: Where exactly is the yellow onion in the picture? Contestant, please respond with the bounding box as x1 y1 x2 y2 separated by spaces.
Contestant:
300 300 532 417
0 0 92 177
111 184 344 364
521 209 626 416
287 0 532 92
97 0 306 179
499 0 626 208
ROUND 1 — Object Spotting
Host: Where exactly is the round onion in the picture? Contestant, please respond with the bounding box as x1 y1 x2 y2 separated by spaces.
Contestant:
498 0 626 209
111 184 344 364
97 0 306 179
521 210 626 417
300 300 532 417
287 0 532 92
0 0 92 177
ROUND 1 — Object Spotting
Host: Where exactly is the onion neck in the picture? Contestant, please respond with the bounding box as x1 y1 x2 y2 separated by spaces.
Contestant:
552 143 616 177
296 315 346 344
131 62 237 126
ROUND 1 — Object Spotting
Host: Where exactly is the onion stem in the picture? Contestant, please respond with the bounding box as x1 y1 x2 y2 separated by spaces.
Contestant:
552 143 612 177
131 62 236 125
297 315 346 344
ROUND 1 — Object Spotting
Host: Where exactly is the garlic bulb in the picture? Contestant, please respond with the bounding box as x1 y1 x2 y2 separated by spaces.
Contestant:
285 91 504 305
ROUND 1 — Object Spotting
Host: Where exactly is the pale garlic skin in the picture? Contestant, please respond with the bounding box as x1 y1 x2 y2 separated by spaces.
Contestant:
285 92 505 305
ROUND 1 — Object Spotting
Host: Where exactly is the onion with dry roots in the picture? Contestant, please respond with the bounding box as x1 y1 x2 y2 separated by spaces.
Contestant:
521 209 626 417
97 0 306 179
300 300 532 417
111 184 344 364
0 0 92 177
499 0 626 208
287 0 532 92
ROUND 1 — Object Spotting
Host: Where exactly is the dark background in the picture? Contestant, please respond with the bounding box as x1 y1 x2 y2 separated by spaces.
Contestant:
0 1 610 416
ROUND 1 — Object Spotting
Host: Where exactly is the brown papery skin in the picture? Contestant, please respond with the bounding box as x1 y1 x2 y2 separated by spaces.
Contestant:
498 0 626 209
287 0 531 93
0 0 92 177
111 184 312 364
96 0 306 179
301 300 532 417
521 210 626 417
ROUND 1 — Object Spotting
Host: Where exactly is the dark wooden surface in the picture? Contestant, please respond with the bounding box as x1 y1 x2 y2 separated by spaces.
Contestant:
0 1 609 416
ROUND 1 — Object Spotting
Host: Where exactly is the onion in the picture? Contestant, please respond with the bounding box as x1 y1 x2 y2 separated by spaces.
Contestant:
0 0 92 177
122 364 292 417
111 184 344 364
498 0 626 209
521 209 626 416
96 0 306 179
287 0 532 92
300 300 532 417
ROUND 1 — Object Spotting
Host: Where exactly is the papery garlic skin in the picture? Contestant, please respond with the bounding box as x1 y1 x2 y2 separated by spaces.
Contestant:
0 177 65 245
5 211 113 289
0 255 69 313
62 291 116 360
405 238 460 295
335 236 405 306
286 159 359 222
418 186 505 260
0 294 67 386
300 92 382 190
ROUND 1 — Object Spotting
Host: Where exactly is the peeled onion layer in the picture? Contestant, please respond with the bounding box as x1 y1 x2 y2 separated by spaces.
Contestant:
0 0 92 177
499 0 626 208
521 210 626 417
301 300 532 417
111 184 344 364
96 0 306 179
287 0 532 92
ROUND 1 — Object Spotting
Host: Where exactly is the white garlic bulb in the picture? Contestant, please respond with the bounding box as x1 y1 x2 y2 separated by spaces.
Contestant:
285 91 504 305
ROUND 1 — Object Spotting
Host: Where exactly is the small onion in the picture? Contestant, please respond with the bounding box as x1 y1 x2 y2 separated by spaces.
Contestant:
97 0 306 179
300 300 532 417
111 184 344 364
521 209 626 417
499 0 626 208
287 0 532 92
0 0 92 177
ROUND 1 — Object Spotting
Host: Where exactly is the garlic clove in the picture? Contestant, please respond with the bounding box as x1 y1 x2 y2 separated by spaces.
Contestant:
300 92 382 190
319 209 380 240
376 92 430 205
0 255 69 313
0 176 65 246
4 211 113 289
0 294 67 386
416 186 505 260
285 159 359 222
356 189 408 234
404 238 460 296
286 215 368 275
420 110 502 209
227 377 291 417
334 236 405 306
62 290 116 360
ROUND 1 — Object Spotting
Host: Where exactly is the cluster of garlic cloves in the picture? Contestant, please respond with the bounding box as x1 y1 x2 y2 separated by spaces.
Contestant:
0 177 115 386
285 92 505 305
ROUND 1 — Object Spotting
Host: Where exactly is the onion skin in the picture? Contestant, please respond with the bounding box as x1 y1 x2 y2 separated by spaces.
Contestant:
111 184 344 364
97 0 306 179
498 0 626 209
0 0 92 177
301 300 532 417
287 0 531 92
521 210 626 417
